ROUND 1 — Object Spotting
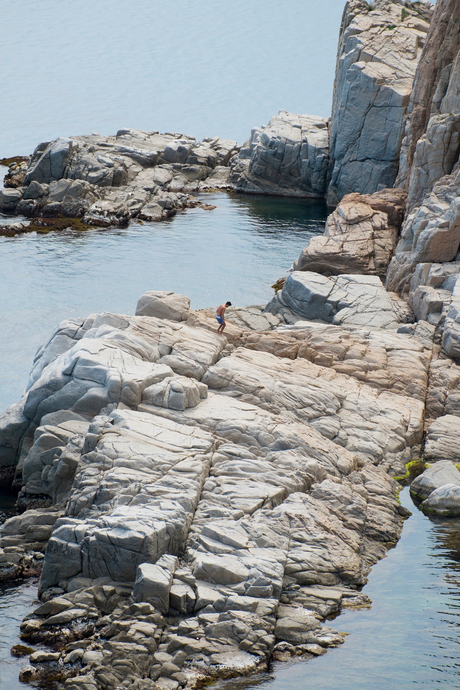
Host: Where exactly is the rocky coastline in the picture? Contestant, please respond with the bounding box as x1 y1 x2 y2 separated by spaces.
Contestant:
2 0 460 689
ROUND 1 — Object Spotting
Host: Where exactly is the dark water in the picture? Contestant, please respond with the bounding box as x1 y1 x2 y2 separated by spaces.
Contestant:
0 191 327 413
0 491 39 690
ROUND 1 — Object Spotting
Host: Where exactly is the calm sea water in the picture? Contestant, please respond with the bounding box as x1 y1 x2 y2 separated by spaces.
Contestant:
1 488 459 690
0 191 327 412
212 489 460 690
0 0 345 157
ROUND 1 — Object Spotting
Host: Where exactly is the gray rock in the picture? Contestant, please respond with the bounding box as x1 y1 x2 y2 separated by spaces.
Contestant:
410 460 460 501
25 138 74 184
267 272 412 330
135 291 190 321
3 129 240 227
133 557 178 613
421 483 460 516
230 111 329 198
293 189 406 277
0 187 23 211
275 607 321 644
327 1 432 204
142 376 207 411
424 416 460 463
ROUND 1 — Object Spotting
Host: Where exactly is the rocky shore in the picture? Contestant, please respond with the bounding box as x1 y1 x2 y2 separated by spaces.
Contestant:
2 0 460 688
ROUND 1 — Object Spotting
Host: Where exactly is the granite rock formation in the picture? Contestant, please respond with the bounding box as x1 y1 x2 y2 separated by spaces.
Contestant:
230 111 329 198
1 288 447 688
2 282 459 688
265 271 412 330
327 0 432 205
293 188 407 276
0 130 239 226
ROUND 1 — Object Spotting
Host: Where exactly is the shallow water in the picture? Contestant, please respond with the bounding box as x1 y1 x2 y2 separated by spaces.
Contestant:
0 491 39 690
1 489 459 690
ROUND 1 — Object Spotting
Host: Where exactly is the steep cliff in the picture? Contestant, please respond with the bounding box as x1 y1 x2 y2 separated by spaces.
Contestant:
327 0 432 205
396 0 460 199
386 0 460 356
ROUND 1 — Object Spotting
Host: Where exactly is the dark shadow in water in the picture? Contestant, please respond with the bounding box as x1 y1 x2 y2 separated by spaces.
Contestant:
226 192 328 236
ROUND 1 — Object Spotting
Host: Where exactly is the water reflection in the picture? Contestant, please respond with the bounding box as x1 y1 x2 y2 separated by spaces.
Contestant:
227 193 329 236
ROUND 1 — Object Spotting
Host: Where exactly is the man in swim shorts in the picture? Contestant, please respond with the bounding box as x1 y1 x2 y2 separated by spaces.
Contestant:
216 301 232 334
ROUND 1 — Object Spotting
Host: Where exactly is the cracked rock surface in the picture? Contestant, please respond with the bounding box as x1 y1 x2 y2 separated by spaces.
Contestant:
0 129 239 226
1 286 453 689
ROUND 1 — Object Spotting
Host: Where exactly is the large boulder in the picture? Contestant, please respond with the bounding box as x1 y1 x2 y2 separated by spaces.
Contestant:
410 459 460 501
421 484 460 516
133 556 178 613
424 415 460 462
293 188 406 276
266 272 413 330
230 111 329 198
135 291 190 321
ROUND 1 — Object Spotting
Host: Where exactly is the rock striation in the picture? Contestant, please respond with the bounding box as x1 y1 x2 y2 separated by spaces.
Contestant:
0 130 239 226
230 111 329 198
293 188 407 276
0 290 441 689
327 0 432 205
410 460 460 516
265 271 412 330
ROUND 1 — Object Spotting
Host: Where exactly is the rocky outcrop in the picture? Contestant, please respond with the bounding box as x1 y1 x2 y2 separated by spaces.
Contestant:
230 111 329 198
410 460 460 516
266 271 413 330
327 0 432 205
396 0 460 194
0 130 239 226
293 188 406 276
1 289 442 688
386 163 460 297
386 0 460 336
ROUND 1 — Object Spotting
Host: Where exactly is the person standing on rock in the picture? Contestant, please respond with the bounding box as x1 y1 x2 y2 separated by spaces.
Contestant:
216 301 232 334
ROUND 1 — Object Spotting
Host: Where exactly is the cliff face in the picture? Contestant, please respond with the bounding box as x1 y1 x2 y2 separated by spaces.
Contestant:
396 0 460 198
228 1 432 206
327 0 431 205
386 0 460 347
